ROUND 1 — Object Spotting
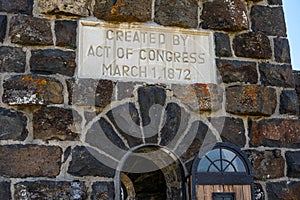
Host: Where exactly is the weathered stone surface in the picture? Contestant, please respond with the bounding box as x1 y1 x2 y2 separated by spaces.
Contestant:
172 84 199 112
30 49 76 76
14 181 87 200
33 106 81 141
86 117 128 160
138 86 166 143
107 103 143 148
254 183 265 200
3 75 64 105
201 0 248 31
194 83 223 112
0 107 28 140
68 146 115 177
91 182 115 200
67 79 114 107
217 59 258 84
0 15 7 42
9 15 52 45
55 20 77 49
94 0 151 22
245 150 285 180
280 90 298 115
178 120 217 162
0 182 11 200
116 82 135 100
226 85 277 116
251 6 286 36
173 83 222 112
274 38 291 63
155 0 198 28
38 0 92 16
210 117 246 148
0 145 62 178
233 32 272 59
0 0 33 14
267 181 300 199
259 63 294 88
160 103 190 147
249 119 300 148
286 151 300 178
267 0 282 5
0 46 26 73
294 71 300 110
214 32 232 57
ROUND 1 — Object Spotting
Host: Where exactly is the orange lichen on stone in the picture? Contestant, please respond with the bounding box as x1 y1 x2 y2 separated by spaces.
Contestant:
22 75 47 94
111 0 126 15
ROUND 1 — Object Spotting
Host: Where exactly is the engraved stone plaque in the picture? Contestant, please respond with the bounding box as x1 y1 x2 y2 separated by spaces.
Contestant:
78 20 216 84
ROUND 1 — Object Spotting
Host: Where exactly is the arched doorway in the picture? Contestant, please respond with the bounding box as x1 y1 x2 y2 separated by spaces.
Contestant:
116 145 188 200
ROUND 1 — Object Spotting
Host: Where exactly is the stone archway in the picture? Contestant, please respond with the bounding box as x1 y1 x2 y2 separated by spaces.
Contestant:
116 145 187 200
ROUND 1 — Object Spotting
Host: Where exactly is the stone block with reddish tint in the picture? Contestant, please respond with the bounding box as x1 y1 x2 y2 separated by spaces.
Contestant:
0 107 28 140
274 38 291 63
286 151 300 178
3 75 64 105
94 0 151 22
67 79 114 107
201 0 248 31
33 106 81 141
14 181 87 199
0 182 11 200
214 32 232 57
251 5 286 36
0 15 7 43
226 85 277 116
280 90 299 115
55 20 77 49
259 63 294 88
0 46 26 73
267 181 300 199
155 0 198 28
9 15 52 46
194 83 223 112
233 32 272 59
245 150 285 180
0 145 62 178
0 0 33 14
38 0 92 16
91 182 115 200
210 117 246 148
30 49 76 77
250 119 300 148
217 59 258 84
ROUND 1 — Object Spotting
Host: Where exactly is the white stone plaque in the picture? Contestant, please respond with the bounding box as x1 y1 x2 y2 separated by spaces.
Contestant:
78 20 216 84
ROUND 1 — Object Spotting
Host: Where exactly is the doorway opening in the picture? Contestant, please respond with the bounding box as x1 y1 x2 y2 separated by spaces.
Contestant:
116 145 188 200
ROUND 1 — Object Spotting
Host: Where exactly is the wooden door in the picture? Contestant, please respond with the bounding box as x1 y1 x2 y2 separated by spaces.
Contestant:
196 184 251 200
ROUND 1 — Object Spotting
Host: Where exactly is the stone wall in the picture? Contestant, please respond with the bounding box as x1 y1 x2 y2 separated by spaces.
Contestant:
0 0 299 199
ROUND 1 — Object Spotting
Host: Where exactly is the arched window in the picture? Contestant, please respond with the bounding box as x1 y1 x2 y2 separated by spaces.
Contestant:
192 143 253 200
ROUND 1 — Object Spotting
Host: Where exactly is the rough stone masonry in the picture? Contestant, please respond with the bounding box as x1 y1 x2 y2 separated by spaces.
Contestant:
0 0 300 199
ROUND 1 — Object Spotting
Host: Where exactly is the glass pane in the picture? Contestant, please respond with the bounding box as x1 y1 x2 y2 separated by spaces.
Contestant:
209 164 219 172
214 161 221 171
206 149 220 161
197 157 210 172
221 149 236 161
232 157 246 172
224 163 235 172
